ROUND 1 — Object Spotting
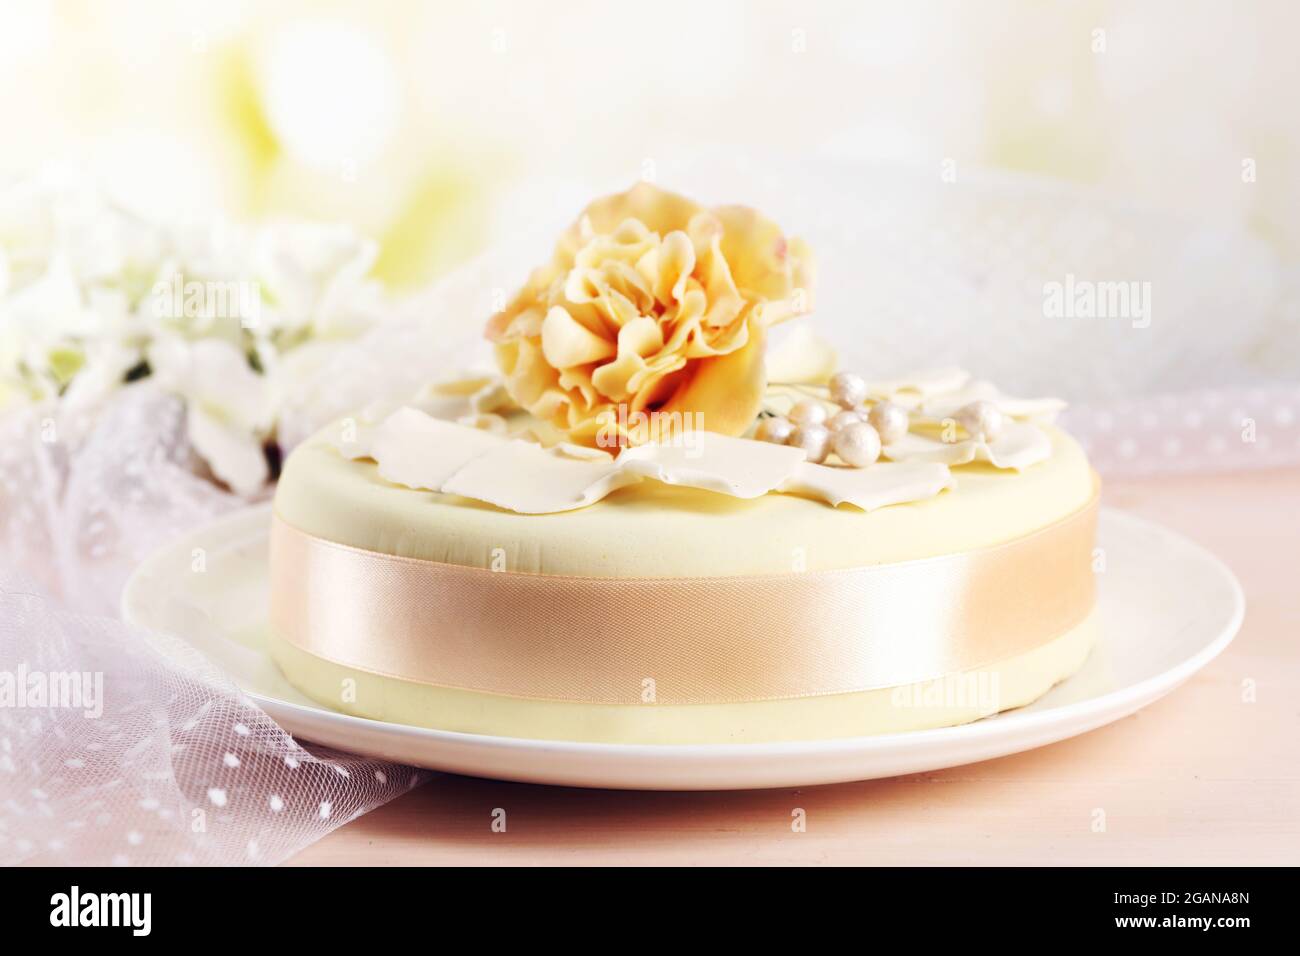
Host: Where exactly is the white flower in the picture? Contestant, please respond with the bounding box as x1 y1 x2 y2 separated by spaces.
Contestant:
0 176 60 292
4 254 99 344
147 336 273 496
253 223 382 340
0 255 102 401
0 170 389 496
61 340 141 413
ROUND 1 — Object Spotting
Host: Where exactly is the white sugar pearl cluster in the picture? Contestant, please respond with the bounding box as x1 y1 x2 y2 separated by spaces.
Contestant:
832 420 880 467
828 371 868 410
788 399 828 428
753 416 795 445
867 401 909 445
954 400 1005 441
755 370 911 468
787 399 832 462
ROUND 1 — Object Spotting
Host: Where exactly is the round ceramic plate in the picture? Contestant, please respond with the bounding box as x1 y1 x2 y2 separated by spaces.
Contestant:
121 505 1242 791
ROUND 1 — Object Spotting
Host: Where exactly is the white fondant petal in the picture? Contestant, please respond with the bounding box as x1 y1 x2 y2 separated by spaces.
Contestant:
916 379 999 420
335 394 1054 515
329 403 399 461
866 367 970 406
333 429 373 460
920 379 1067 421
425 371 498 398
617 431 806 499
997 397 1066 421
555 442 616 461
369 407 506 491
779 460 953 511
441 440 637 514
359 398 404 424
469 379 515 414
882 431 979 466
982 421 1053 470
883 422 1052 472
456 412 509 434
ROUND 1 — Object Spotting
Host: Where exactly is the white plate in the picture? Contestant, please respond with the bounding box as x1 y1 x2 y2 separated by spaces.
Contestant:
122 505 1243 791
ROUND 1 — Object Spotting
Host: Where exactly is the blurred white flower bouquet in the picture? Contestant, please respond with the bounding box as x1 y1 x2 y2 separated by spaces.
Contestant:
0 171 387 496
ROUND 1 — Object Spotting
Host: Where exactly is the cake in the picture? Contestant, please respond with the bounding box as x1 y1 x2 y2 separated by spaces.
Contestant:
268 184 1099 744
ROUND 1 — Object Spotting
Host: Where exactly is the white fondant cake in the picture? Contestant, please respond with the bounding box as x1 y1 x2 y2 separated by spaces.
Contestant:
266 183 1100 744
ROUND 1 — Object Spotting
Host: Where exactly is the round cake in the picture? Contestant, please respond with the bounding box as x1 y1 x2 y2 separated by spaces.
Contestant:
266 182 1099 744
268 424 1098 743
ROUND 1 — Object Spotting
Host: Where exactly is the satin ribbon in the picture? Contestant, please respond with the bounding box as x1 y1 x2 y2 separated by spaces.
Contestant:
269 495 1097 705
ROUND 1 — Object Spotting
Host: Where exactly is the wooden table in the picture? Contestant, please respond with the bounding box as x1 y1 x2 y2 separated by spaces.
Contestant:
288 467 1300 866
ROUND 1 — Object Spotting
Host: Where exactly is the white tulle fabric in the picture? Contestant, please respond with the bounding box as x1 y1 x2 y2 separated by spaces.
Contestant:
2 160 1298 866
0 387 427 866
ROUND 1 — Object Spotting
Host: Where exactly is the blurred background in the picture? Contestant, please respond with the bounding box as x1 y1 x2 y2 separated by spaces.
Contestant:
4 0 1297 282
3 0 1298 442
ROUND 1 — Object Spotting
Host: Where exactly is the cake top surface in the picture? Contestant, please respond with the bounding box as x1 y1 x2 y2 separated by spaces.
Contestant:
275 422 1095 576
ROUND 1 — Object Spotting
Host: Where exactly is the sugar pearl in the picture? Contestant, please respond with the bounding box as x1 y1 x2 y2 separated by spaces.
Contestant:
833 421 882 468
867 401 909 445
791 423 832 463
754 416 795 445
789 399 828 428
955 400 1006 441
829 371 868 409
828 409 866 432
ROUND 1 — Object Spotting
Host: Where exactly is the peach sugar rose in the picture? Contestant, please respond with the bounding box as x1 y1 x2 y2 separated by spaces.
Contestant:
486 183 814 446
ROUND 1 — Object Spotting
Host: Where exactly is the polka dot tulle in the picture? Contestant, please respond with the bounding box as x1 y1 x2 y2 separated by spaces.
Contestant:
0 386 426 867
1066 383 1300 477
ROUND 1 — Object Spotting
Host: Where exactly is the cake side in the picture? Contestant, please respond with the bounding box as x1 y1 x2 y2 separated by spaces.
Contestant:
266 611 1098 744
274 422 1096 577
